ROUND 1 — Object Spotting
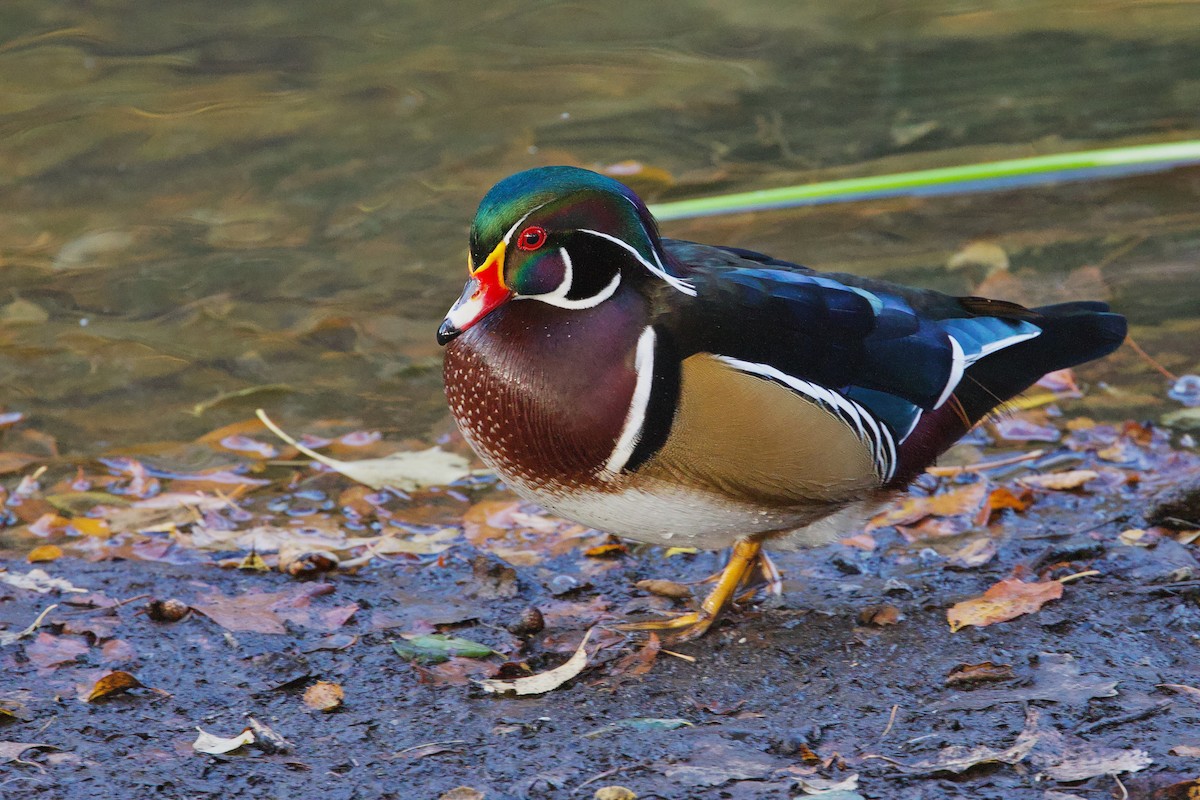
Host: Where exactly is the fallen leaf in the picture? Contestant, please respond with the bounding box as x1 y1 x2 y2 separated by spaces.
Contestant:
857 605 902 626
437 789 484 800
303 681 344 712
869 482 987 530
947 578 1063 632
593 787 638 800
609 633 661 679
1153 778 1200 800
392 634 495 665
192 584 341 634
0 568 88 594
25 545 62 563
655 737 783 787
945 662 1016 688
0 741 58 765
1024 708 1151 781
931 653 1117 711
946 537 999 569
993 417 1060 442
795 774 862 797
192 726 255 755
976 486 1034 525
1018 470 1099 491
83 671 143 702
25 632 89 669
636 579 692 599
99 639 137 664
477 628 592 696
257 410 473 490
895 736 1037 774
1160 684 1200 706
584 542 628 558
583 717 693 738
1169 745 1200 757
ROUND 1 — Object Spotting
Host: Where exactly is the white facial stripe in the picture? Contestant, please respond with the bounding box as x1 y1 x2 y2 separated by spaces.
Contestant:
715 355 896 482
517 247 623 310
604 326 657 477
579 229 696 297
500 202 551 248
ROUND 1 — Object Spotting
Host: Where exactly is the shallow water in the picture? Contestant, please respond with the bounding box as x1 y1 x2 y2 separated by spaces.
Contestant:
1 0 1198 454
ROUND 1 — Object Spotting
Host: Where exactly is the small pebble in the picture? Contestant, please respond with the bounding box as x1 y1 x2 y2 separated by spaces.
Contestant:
146 597 189 622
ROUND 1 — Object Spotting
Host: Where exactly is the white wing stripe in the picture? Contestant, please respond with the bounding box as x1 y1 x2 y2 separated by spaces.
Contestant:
715 355 896 482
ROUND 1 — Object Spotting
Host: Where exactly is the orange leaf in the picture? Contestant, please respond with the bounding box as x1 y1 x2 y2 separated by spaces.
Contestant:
26 544 63 563
976 486 1034 525
947 578 1063 632
84 670 143 702
68 517 112 538
584 542 628 558
869 482 987 530
303 681 344 711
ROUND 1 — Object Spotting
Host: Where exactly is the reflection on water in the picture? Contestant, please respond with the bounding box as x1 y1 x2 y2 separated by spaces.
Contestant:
0 1 1198 453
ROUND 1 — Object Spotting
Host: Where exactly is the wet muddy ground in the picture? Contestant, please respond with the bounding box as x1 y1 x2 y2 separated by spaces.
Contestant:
2 421 1200 800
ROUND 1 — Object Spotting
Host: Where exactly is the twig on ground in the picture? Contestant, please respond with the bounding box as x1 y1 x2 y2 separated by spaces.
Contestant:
879 704 899 741
1074 701 1171 735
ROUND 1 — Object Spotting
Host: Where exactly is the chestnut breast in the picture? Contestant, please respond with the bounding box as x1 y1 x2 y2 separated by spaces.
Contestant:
443 292 646 493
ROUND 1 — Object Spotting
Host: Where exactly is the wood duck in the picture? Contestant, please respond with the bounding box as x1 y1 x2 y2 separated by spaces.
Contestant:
438 166 1127 641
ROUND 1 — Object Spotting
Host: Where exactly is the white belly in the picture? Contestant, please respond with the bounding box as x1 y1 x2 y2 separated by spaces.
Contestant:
505 476 877 552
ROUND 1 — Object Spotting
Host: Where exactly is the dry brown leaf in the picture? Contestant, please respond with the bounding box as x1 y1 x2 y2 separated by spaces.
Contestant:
610 633 661 679
437 789 484 800
477 629 592 696
192 584 339 634
858 604 902 626
593 787 638 800
0 741 58 765
947 578 1064 632
1160 684 1200 706
303 681 344 712
1169 745 1200 757
869 482 987 530
83 670 143 702
946 537 999 569
1017 470 1099 491
636 579 692 599
26 632 89 670
945 662 1016 688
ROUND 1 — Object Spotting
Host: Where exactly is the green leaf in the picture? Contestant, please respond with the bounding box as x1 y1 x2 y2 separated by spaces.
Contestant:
391 634 494 664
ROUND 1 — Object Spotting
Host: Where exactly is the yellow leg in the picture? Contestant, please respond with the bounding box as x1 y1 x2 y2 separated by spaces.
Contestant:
617 538 764 642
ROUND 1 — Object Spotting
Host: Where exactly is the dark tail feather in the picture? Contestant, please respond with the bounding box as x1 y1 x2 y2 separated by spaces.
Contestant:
890 302 1126 486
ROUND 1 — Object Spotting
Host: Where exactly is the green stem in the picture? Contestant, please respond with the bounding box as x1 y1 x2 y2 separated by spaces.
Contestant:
648 140 1200 221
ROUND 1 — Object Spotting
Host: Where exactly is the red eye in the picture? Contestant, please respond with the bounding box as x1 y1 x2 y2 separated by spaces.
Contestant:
516 225 547 251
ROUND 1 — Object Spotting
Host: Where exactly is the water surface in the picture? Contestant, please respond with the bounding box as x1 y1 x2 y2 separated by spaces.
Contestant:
1 0 1198 454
